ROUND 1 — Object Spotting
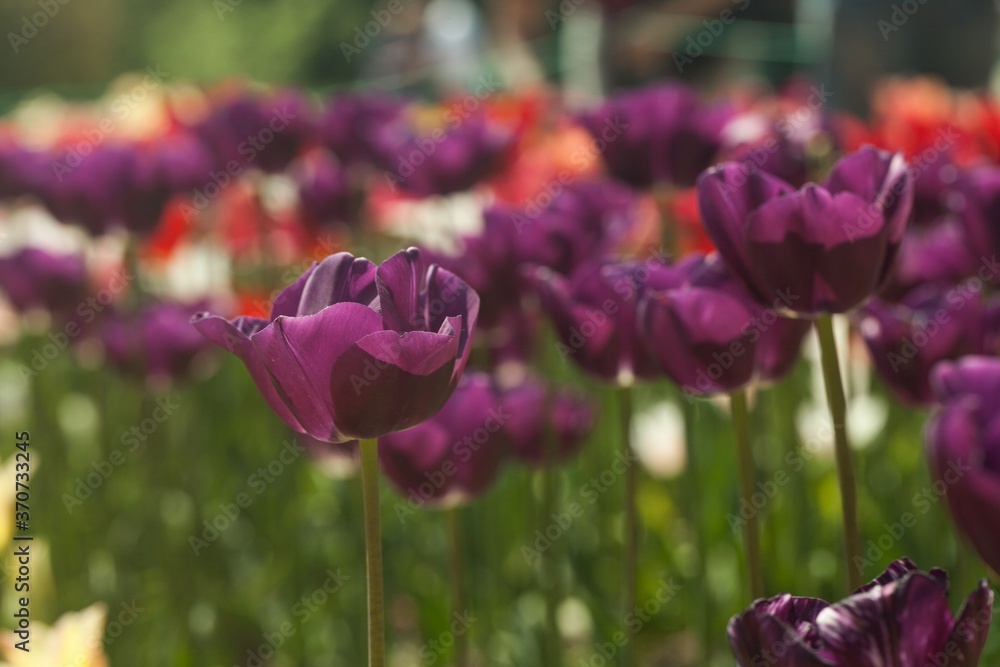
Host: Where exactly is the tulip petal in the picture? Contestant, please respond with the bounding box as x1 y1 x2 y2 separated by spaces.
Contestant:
727 595 832 667
745 188 889 314
251 302 385 442
297 252 378 316
813 572 953 667
943 579 993 664
376 247 426 332
697 164 796 301
270 263 317 319
329 329 459 439
191 314 304 432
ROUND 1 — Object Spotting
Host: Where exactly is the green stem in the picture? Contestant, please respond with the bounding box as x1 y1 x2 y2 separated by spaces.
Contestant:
540 421 560 663
731 390 765 600
815 315 863 592
620 385 637 667
360 438 385 667
680 395 712 663
448 508 467 667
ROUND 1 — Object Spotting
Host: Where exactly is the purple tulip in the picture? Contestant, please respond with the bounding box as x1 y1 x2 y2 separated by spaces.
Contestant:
927 356 1000 575
698 146 914 316
729 559 992 667
378 372 507 507
193 90 314 174
373 112 512 197
639 253 810 395
856 285 985 406
102 300 217 384
192 248 479 443
0 247 88 316
527 258 680 384
434 179 636 329
293 151 353 229
120 137 214 235
40 144 134 235
320 91 404 168
578 83 731 189
498 377 595 466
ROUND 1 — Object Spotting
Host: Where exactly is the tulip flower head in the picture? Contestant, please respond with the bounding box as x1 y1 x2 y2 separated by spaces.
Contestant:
926 356 1000 575
192 248 479 443
728 559 992 666
698 146 914 316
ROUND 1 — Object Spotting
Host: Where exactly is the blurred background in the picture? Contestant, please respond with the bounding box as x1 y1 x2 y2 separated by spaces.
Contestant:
1 0 1000 665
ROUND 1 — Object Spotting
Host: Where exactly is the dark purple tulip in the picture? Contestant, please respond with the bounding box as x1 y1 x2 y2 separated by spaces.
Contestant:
120 137 214 234
41 144 134 235
373 112 513 197
698 146 914 316
856 285 985 406
885 219 980 300
0 143 50 199
434 179 636 329
498 377 594 466
729 559 992 667
960 165 1000 269
927 356 1000 576
0 247 87 316
102 300 217 384
192 248 479 443
320 91 404 168
193 90 314 174
527 258 680 385
293 151 353 228
378 372 507 507
639 253 810 395
578 83 731 189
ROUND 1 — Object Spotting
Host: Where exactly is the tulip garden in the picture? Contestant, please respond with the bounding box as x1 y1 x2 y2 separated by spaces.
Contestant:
4 74 1000 666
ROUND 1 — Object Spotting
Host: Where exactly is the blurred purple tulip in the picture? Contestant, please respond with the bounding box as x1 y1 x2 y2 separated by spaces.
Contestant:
193 90 314 174
120 137 214 234
527 257 679 385
293 150 354 228
499 377 595 467
374 112 512 197
192 248 479 443
0 247 88 316
40 144 134 234
102 300 217 384
379 372 507 507
927 356 1000 576
729 558 992 667
578 83 731 189
856 285 985 405
320 91 404 168
639 253 810 395
698 146 914 316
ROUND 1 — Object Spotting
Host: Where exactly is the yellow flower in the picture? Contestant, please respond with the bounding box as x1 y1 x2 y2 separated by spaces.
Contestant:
0 603 108 667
